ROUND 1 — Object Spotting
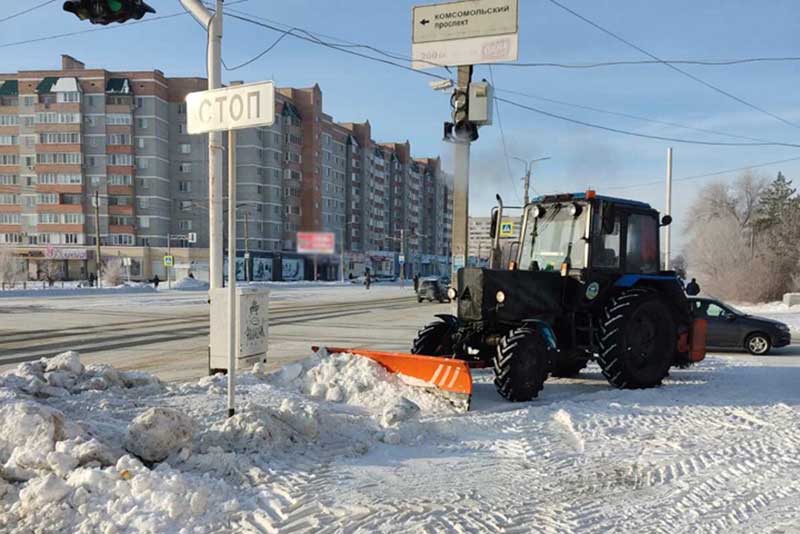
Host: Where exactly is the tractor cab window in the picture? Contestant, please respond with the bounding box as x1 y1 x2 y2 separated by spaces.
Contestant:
593 209 621 269
520 203 587 271
626 213 660 273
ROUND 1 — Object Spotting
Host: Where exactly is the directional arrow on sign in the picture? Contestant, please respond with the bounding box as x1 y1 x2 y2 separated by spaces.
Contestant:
420 18 430 25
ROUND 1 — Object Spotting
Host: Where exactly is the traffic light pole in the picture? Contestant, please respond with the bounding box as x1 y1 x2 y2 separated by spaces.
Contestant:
451 65 473 292
180 0 223 290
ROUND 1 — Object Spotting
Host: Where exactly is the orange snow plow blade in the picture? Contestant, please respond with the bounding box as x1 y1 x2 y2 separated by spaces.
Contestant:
313 346 473 411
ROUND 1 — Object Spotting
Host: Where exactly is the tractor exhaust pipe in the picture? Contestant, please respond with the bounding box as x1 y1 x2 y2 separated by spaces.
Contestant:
490 194 504 269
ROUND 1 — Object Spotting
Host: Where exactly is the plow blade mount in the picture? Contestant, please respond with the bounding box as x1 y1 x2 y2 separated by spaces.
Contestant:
313 346 473 411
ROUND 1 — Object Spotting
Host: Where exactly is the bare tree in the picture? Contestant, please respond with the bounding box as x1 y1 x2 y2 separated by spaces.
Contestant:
40 260 63 287
0 247 24 286
102 258 124 286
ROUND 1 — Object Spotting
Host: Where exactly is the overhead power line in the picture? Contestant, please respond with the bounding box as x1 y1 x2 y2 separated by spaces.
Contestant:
495 56 800 69
0 11 187 49
495 88 789 145
494 96 800 148
0 0 57 24
223 11 448 80
547 0 800 131
488 66 522 202
607 156 800 191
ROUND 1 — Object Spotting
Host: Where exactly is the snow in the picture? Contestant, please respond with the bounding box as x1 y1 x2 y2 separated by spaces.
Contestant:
172 277 210 291
0 350 798 532
124 408 195 463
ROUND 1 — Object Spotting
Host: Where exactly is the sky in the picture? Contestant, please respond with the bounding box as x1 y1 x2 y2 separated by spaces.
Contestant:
3 0 800 251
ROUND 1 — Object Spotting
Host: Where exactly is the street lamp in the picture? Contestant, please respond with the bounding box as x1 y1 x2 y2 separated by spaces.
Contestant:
512 156 551 205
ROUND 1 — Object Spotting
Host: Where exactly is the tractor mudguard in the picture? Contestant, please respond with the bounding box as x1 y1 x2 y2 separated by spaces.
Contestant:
521 319 558 349
434 314 459 329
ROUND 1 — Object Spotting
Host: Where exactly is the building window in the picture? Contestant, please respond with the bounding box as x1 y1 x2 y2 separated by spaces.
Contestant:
137 177 149 189
85 116 97 127
139 216 150 228
0 115 18 126
179 162 192 173
57 91 81 103
179 143 191 154
0 135 18 146
178 123 185 134
36 193 58 204
178 220 192 230
107 134 131 145
107 113 132 125
137 197 150 209
64 233 79 244
137 138 145 149
0 174 17 185
109 174 133 186
179 201 192 211
109 154 133 166
136 118 148 129
0 154 19 165
178 181 192 193
22 96 35 107
136 158 149 170
0 194 19 205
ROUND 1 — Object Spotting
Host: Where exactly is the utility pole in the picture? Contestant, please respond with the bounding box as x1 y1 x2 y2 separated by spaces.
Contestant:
664 147 673 270
181 0 223 289
451 65 473 289
513 156 550 206
400 228 405 284
93 190 102 288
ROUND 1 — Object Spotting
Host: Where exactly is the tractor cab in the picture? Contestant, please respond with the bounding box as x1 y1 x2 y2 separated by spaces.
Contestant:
515 191 666 279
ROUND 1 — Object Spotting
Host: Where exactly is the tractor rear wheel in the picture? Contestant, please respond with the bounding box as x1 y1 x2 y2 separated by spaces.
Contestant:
493 326 551 402
598 289 676 389
411 318 456 356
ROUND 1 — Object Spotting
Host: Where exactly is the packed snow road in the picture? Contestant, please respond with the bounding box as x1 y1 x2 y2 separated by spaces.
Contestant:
0 350 798 533
0 284 422 380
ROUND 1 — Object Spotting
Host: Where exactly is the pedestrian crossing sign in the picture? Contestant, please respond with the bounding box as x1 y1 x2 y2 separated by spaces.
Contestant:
163 255 174 267
500 221 514 237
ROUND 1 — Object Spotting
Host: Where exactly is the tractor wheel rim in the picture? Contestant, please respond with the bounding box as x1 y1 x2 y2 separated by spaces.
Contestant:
628 311 658 366
749 336 767 353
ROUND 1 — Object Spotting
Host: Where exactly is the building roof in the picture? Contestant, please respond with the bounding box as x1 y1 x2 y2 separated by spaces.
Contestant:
52 77 80 93
106 78 131 94
0 80 17 96
35 76 58 93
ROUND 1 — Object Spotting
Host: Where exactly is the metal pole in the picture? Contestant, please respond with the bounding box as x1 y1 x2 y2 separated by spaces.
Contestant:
93 190 101 288
227 128 237 417
243 210 249 282
400 228 405 285
451 65 473 291
167 234 172 289
340 229 345 283
665 147 673 270
522 165 531 206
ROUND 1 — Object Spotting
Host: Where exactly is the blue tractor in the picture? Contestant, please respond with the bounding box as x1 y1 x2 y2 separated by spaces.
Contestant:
411 191 707 402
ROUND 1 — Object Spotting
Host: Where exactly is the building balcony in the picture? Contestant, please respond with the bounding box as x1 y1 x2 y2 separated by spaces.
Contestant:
109 224 135 234
36 184 83 194
108 205 134 216
36 223 84 233
34 204 82 213
108 185 133 196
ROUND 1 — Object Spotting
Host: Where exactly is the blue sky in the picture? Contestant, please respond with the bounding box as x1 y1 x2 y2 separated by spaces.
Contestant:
4 0 800 250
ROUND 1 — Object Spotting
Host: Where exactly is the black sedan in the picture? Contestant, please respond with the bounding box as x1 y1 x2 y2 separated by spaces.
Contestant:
689 298 792 355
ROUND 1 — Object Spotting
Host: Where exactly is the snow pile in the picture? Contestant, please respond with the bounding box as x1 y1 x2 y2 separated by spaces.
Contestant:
269 351 457 421
124 408 195 462
172 277 210 291
0 351 161 398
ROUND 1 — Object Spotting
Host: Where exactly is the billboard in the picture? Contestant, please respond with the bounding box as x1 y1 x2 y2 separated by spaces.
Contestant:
297 232 335 255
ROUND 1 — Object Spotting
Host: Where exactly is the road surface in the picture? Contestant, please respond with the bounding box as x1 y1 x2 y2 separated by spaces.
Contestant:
0 285 442 381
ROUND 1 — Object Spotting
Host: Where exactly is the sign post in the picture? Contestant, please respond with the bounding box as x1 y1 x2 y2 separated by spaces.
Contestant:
186 80 275 418
411 0 519 307
297 232 336 282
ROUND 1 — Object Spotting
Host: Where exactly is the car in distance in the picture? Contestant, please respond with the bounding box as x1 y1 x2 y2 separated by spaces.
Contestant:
689 297 791 355
417 278 450 303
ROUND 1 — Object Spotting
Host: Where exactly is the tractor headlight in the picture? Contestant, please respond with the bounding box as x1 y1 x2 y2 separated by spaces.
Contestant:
447 287 457 300
495 290 506 303
532 205 545 218
585 281 600 300
569 203 583 217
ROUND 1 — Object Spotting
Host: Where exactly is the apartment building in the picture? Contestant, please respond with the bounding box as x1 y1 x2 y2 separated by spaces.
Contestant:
0 55 452 281
469 215 521 266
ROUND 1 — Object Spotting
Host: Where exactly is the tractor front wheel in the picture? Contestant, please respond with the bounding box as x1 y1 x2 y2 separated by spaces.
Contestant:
411 318 457 357
598 289 676 389
493 326 551 402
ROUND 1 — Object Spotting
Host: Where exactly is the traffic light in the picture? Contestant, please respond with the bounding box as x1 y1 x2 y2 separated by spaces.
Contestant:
447 88 479 143
63 0 155 25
